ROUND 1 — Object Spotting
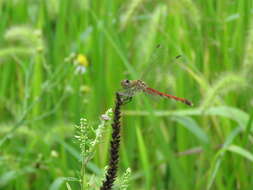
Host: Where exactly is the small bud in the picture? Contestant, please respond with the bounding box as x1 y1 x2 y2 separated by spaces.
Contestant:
101 114 110 121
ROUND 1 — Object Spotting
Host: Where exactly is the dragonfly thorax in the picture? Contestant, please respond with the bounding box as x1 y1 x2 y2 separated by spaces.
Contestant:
120 79 147 98
121 79 146 90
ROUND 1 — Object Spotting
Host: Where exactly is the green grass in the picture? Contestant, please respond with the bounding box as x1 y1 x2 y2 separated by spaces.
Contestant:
1 0 253 189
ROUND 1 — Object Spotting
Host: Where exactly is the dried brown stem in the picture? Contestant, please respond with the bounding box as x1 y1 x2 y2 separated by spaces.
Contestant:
100 92 124 190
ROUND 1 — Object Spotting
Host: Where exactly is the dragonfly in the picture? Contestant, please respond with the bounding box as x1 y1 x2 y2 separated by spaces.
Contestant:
119 79 193 106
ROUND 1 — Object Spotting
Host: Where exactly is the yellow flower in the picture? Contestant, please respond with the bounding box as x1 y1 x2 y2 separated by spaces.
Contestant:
73 54 89 75
80 85 91 93
76 54 89 67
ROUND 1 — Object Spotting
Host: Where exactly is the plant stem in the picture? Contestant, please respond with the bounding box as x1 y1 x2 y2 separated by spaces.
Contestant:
81 157 86 190
100 92 124 190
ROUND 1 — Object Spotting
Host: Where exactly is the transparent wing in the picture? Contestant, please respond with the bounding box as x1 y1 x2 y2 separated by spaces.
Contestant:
139 44 182 88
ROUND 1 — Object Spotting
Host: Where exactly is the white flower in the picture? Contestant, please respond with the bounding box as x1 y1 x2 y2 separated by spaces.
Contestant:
75 65 87 75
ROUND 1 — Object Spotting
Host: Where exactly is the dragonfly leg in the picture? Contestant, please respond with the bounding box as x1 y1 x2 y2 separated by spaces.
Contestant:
122 96 132 105
118 94 132 105
118 90 133 104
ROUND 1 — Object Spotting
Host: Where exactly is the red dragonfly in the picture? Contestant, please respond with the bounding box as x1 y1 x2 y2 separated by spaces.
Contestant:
120 79 193 106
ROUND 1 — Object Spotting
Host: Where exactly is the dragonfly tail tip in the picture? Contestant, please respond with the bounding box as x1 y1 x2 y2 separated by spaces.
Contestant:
185 100 193 106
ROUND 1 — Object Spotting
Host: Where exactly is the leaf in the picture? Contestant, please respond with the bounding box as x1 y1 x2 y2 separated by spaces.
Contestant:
124 106 252 131
0 171 17 187
49 177 79 190
227 145 253 162
136 126 152 189
49 177 65 190
171 116 209 143
207 127 242 190
66 182 73 190
205 106 249 128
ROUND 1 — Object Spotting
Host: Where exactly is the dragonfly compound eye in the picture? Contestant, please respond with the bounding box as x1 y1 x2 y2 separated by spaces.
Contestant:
121 79 131 88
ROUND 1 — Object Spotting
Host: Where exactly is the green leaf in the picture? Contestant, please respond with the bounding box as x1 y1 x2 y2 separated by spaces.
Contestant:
0 171 17 187
172 116 209 143
205 106 249 129
227 145 253 162
49 177 79 190
136 126 151 189
125 106 252 131
206 126 242 190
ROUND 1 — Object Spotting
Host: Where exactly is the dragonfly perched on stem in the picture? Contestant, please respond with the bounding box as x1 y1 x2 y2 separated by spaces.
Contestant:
119 79 193 106
119 44 192 106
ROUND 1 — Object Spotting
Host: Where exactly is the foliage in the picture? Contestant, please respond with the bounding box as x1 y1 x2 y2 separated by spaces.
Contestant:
0 0 253 189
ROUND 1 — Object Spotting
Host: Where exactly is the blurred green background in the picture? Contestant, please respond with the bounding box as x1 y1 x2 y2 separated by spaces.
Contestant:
1 0 253 189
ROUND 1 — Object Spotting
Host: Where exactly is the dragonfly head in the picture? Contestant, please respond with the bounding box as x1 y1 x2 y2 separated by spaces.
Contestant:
121 79 132 89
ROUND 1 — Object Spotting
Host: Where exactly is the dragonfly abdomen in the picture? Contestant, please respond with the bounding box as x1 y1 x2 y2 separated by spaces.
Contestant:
145 87 193 106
